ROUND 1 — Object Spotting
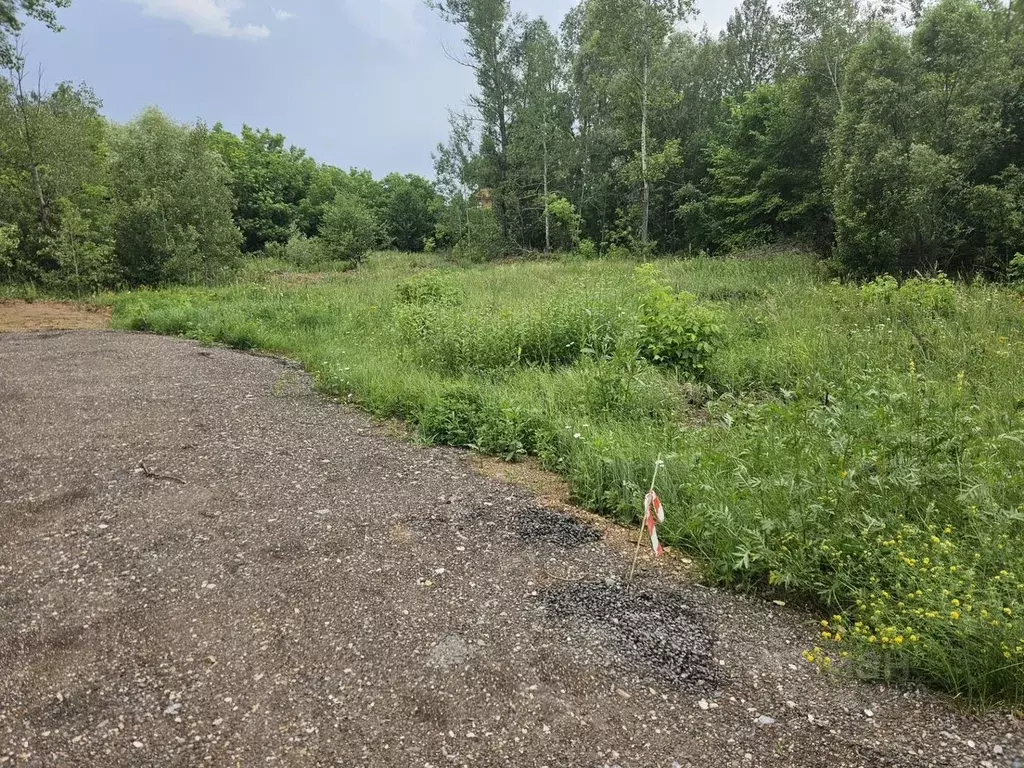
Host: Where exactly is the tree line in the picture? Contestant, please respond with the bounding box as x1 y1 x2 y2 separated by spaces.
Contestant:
0 72 443 291
0 0 1021 290
431 0 1024 275
0 0 444 292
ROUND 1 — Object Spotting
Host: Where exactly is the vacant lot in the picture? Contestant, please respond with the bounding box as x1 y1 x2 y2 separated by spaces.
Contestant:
110 252 1024 706
2 331 1020 766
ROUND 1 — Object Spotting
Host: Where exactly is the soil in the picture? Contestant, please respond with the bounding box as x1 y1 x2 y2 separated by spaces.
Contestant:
0 300 111 333
1 331 1021 767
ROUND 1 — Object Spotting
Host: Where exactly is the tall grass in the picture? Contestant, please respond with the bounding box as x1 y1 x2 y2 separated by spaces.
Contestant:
111 251 1024 706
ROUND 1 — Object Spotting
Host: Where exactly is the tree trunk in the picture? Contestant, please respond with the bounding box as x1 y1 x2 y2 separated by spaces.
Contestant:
10 62 47 229
542 127 550 254
640 46 651 245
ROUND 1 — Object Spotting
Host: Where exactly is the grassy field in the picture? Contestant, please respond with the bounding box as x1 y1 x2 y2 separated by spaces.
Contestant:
111 251 1024 706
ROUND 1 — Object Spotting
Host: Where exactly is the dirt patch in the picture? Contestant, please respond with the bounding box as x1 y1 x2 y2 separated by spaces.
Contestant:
0 299 111 332
473 455 572 506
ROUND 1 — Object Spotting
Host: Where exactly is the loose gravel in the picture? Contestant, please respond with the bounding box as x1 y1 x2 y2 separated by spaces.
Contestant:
543 582 719 689
1 331 1022 767
512 505 603 549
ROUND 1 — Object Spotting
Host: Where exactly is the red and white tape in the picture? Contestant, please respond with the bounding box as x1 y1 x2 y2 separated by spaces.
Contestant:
643 490 665 557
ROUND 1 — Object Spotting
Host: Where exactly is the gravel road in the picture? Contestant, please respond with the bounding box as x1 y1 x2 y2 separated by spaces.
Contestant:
1 331 1020 767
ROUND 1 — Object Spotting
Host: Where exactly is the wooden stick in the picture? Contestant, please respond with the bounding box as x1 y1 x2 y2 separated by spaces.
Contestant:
628 455 662 584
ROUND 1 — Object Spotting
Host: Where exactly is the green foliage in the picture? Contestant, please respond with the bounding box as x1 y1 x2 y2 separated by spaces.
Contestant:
262 231 331 268
0 0 69 68
828 25 918 275
633 264 722 374
109 108 241 285
0 222 19 272
380 173 442 252
318 191 381 261
450 207 506 262
395 270 465 307
577 238 599 260
545 196 582 250
1010 253 1024 282
39 197 115 293
709 79 832 252
209 125 315 253
860 274 957 318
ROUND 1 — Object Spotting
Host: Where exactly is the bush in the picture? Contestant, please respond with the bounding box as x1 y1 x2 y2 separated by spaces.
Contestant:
451 208 506 262
861 273 957 318
1009 253 1024 282
633 264 723 376
396 270 465 307
577 238 598 260
319 192 381 261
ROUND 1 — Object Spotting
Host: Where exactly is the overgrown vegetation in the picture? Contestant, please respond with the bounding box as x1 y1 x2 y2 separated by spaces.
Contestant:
113 252 1024 706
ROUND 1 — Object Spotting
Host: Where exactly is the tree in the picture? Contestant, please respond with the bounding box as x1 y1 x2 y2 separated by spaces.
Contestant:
0 1 69 67
380 173 441 252
209 125 315 253
109 109 241 285
710 78 831 251
828 24 919 274
429 0 525 239
39 196 114 294
0 73 112 286
577 0 693 245
318 191 381 261
783 0 862 110
510 18 572 252
720 0 791 98
433 110 482 251
296 165 381 238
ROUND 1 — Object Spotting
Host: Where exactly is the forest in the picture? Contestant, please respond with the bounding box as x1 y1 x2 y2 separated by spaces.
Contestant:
0 0 1022 293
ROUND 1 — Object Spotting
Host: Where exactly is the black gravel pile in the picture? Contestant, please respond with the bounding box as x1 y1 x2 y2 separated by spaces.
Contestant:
543 581 719 689
512 505 602 549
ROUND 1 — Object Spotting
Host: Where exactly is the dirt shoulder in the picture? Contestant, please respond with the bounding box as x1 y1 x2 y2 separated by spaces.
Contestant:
0 331 1019 767
0 300 111 332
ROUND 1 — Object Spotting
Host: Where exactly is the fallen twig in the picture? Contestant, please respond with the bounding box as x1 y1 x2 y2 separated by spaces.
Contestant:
138 460 186 485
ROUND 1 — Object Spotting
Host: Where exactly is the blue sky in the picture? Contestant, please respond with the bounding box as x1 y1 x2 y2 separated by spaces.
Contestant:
21 0 737 178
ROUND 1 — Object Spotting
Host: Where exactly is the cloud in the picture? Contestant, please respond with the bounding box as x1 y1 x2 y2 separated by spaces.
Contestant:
127 0 270 39
272 7 295 21
341 0 425 48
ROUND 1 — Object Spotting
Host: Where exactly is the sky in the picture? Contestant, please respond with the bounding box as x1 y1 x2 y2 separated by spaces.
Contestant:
20 0 738 178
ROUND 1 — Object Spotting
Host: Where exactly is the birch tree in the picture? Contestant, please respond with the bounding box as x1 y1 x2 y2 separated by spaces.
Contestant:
579 0 692 245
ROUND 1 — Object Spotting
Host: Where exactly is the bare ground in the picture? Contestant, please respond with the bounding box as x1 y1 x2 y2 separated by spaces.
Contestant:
0 331 1020 767
0 301 111 333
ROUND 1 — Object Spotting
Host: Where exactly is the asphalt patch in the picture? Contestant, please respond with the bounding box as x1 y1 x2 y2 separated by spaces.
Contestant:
543 581 719 689
513 505 602 549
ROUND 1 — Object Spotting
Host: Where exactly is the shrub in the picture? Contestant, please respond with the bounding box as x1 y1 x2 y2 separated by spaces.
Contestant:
577 238 598 260
319 192 381 261
283 233 329 267
395 270 465 307
633 264 723 376
1009 253 1024 282
861 273 957 318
